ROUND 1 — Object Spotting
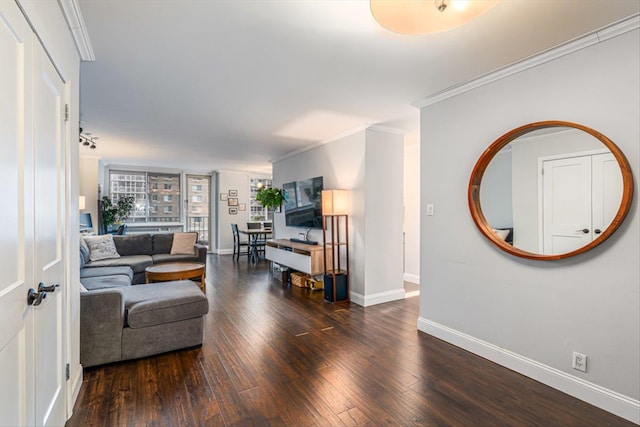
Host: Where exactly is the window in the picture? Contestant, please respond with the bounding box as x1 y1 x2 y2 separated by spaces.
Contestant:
109 170 181 223
249 177 273 221
186 174 210 248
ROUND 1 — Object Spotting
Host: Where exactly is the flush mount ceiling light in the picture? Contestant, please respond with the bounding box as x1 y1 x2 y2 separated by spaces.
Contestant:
370 0 501 34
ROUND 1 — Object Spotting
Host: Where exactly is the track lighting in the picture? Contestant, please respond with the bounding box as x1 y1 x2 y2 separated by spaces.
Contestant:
79 127 99 150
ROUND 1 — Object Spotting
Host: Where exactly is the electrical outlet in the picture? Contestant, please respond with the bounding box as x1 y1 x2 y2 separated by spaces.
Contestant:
426 204 434 216
572 352 587 372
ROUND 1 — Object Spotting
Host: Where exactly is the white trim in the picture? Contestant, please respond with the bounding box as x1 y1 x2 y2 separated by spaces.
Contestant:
349 291 365 307
404 290 419 298
214 249 234 255
270 125 368 164
368 289 405 306
403 273 420 284
417 317 640 424
58 0 95 61
270 123 407 164
413 14 640 109
366 124 407 136
68 367 83 416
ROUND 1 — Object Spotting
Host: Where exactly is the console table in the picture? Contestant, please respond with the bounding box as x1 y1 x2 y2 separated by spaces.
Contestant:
265 239 331 276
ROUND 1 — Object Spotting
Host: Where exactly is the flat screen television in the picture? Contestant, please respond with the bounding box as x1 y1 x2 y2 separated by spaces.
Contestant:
283 176 323 228
79 212 93 232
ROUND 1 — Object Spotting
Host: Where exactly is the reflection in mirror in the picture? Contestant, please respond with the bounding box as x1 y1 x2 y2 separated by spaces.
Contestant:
469 121 633 260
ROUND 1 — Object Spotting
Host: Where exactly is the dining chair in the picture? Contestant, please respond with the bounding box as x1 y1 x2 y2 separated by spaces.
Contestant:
231 223 250 260
246 223 267 256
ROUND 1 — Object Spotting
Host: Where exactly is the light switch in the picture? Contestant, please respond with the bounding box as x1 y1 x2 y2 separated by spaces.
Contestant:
426 204 434 216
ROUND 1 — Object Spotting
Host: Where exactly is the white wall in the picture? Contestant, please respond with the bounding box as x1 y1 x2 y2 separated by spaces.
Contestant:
419 28 639 421
273 127 404 306
214 170 251 253
403 133 420 284
480 149 512 229
79 156 100 233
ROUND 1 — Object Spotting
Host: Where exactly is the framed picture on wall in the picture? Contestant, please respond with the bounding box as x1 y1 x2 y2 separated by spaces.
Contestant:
220 193 228 201
238 203 246 211
229 207 238 215
228 198 238 206
228 189 238 197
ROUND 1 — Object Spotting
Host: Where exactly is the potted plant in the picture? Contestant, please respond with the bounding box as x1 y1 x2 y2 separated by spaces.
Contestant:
255 187 284 210
101 195 135 231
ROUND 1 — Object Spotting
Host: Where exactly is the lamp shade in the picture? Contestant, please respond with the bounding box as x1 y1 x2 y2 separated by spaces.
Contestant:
322 190 349 215
79 196 86 210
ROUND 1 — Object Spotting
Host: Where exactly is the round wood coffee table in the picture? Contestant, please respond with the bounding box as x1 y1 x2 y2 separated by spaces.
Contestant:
145 262 206 292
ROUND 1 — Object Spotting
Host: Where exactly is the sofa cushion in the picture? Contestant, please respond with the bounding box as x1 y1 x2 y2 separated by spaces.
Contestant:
151 253 200 264
113 234 153 256
152 233 174 255
85 255 153 274
124 281 208 329
171 232 197 255
81 274 131 291
84 235 120 261
80 266 134 282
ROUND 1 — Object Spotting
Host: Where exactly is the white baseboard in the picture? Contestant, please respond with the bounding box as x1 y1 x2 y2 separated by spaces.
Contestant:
350 291 364 306
404 290 420 298
417 317 640 424
214 249 234 255
403 273 420 284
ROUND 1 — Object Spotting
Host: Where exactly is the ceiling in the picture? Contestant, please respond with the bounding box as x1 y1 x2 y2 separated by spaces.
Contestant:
77 1 639 174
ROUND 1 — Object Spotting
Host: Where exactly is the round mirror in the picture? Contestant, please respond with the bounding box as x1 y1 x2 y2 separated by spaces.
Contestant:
468 121 633 260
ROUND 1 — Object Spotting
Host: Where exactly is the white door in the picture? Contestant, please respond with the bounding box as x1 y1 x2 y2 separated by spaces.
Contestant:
33 38 67 427
591 153 623 239
0 1 33 424
0 1 67 425
542 155 592 254
542 152 623 255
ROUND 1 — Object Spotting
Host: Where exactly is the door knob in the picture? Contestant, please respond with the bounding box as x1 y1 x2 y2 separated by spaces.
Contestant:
27 288 46 306
594 229 602 234
38 283 59 293
576 228 589 234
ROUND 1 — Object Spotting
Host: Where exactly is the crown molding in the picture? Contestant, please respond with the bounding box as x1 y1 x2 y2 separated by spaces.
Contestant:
413 14 639 109
271 123 407 164
59 0 95 61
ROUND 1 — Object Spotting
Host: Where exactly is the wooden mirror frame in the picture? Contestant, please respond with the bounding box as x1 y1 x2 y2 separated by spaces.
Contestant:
468 120 634 260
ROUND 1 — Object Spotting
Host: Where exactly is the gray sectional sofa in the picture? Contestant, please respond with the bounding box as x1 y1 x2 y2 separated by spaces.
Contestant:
80 233 208 287
79 233 209 367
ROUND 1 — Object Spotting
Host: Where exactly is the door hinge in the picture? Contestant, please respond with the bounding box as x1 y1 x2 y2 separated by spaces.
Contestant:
65 363 70 381
64 104 70 122
541 168 544 175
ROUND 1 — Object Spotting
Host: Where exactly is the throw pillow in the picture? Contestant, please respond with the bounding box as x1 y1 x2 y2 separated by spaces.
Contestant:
84 234 121 261
170 232 197 255
79 237 90 267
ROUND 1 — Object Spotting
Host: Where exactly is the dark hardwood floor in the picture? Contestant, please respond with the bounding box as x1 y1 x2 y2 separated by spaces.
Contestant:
67 255 633 426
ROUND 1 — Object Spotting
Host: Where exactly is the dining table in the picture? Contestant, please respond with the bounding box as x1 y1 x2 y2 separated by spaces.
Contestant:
239 228 273 263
